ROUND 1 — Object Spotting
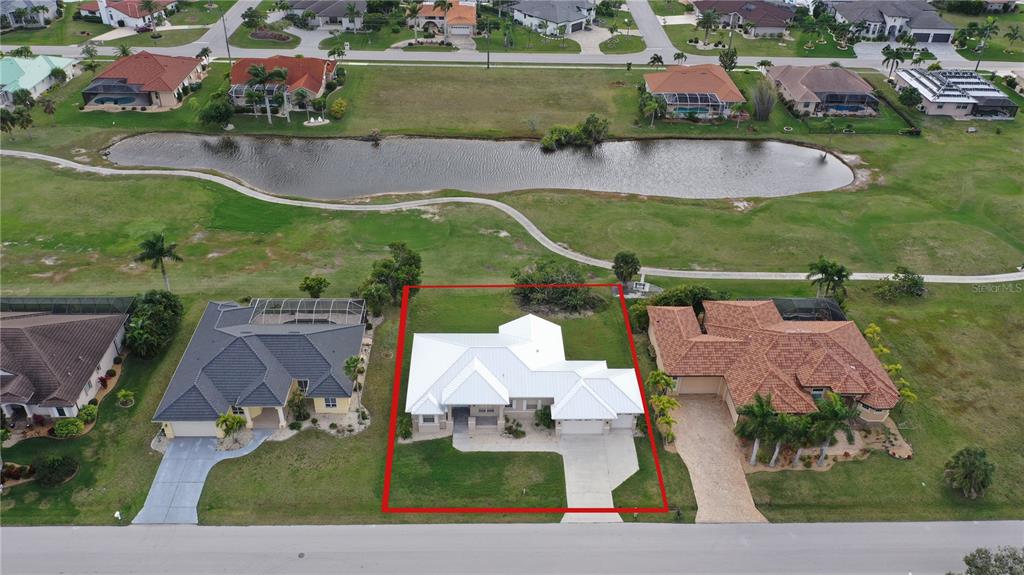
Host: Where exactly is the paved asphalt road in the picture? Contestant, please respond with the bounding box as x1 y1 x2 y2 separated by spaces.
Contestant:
3 521 1022 574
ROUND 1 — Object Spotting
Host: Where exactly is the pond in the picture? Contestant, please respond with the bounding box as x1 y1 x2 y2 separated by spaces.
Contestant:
106 134 855 200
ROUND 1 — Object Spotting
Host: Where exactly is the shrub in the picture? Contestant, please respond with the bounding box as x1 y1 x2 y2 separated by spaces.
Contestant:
874 266 926 302
397 413 412 440
325 80 338 92
113 356 123 365
117 389 135 406
329 422 338 430
510 258 602 312
329 98 348 119
106 368 117 378
944 446 995 499
54 418 85 438
288 389 310 421
33 455 78 487
126 290 184 358
289 420 303 431
299 275 330 298
534 405 554 429
504 416 525 439
77 404 98 424
88 398 98 406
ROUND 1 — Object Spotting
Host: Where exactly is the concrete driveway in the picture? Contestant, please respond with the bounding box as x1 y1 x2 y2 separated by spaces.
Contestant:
673 397 767 523
133 431 271 525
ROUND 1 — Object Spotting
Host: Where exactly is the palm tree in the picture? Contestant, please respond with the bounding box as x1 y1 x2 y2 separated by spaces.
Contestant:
135 233 183 291
880 44 904 80
734 393 777 466
810 392 859 467
140 0 160 23
196 46 212 64
29 4 49 26
345 2 362 30
11 7 30 26
117 44 133 58
82 60 100 76
81 43 98 60
1004 25 1022 53
697 8 719 45
643 98 661 127
246 64 288 124
767 413 800 467
327 44 346 61
404 1 422 40
674 51 688 64
292 89 309 119
648 53 664 67
807 256 851 299
433 0 453 42
38 96 56 118
944 447 995 500
757 59 773 71
244 89 262 117
974 17 1000 71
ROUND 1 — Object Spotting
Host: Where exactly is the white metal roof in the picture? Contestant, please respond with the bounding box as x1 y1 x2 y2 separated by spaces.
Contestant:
405 315 644 420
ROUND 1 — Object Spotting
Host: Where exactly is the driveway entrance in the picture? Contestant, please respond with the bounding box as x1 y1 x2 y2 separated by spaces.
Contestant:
672 397 767 523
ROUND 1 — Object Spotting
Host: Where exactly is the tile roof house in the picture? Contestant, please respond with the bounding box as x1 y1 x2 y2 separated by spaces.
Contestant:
78 0 176 28
414 0 477 36
767 65 880 117
153 299 366 438
647 300 900 423
1 310 127 420
644 64 746 119
0 55 78 109
286 0 367 30
692 0 795 36
406 314 644 438
81 51 204 111
511 0 595 35
1 0 58 30
228 56 337 110
826 0 955 43
895 68 1019 119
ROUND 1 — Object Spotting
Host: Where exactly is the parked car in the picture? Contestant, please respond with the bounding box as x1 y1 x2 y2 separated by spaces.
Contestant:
135 24 153 33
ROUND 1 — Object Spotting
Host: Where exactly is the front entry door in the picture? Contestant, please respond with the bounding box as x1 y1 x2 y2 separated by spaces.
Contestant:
452 407 470 432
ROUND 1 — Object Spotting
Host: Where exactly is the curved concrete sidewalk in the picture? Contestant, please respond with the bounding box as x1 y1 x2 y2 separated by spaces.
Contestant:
5 149 1022 285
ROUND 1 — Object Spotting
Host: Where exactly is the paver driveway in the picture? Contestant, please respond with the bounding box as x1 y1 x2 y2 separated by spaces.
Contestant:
673 397 767 523
133 431 271 524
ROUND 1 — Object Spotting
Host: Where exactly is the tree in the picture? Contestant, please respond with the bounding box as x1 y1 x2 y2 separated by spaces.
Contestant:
645 370 677 396
0 108 14 137
117 44 133 58
247 64 288 124
82 60 100 76
125 290 184 358
735 394 776 465
433 0 453 42
292 89 309 119
648 53 664 67
10 106 33 137
362 282 389 317
810 392 859 466
404 1 421 40
898 85 923 108
752 78 776 121
364 242 423 304
948 546 1024 575
697 8 719 44
650 394 679 419
287 388 310 421
673 51 688 64
874 266 926 301
135 233 183 291
38 96 56 118
327 43 346 61
881 44 905 79
344 355 363 382
629 284 729 332
718 47 737 72
299 275 330 298
48 66 68 85
510 258 601 313
974 16 1000 71
196 46 212 63
198 92 234 126
806 256 851 299
613 251 641 284
1004 25 1022 53
345 2 362 28
140 0 160 22
244 89 262 117
944 447 995 499
216 412 247 438
32 455 78 487
767 412 804 467
8 45 33 57
12 88 34 108
241 6 268 30
80 43 98 60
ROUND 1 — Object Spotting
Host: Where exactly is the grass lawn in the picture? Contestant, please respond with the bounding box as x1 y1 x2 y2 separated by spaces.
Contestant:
474 25 582 53
600 34 646 54
318 23 415 51
0 14 109 45
402 43 458 51
112 28 208 48
665 24 855 58
944 11 1024 64
597 9 636 31
167 0 238 26
649 0 692 17
228 25 300 49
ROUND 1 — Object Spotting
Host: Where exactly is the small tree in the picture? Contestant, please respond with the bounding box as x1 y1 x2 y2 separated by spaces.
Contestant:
948 546 1024 575
33 455 78 487
397 413 413 440
288 388 310 421
645 370 677 396
944 446 995 500
344 355 363 382
117 389 135 406
718 47 738 72
299 275 330 298
734 393 776 465
898 85 923 108
216 412 247 438
534 405 554 429
54 418 86 438
613 251 641 285
77 404 99 424
807 256 852 300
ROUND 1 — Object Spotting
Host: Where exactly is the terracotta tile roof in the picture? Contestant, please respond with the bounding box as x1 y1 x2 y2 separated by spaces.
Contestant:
80 0 174 18
97 51 201 92
230 56 336 95
644 65 746 103
419 1 477 25
648 301 900 414
693 0 795 28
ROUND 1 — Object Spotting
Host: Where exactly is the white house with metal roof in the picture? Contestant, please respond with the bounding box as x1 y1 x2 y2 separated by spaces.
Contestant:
405 314 644 438
0 55 77 109
895 68 1019 119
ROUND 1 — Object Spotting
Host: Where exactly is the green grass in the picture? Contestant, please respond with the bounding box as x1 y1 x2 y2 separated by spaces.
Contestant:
665 24 854 58
649 0 692 17
112 28 208 48
600 34 646 54
228 25 300 49
613 438 697 522
0 13 109 45
945 11 1024 63
597 9 635 31
167 0 238 25
318 18 415 50
402 43 458 51
474 26 582 53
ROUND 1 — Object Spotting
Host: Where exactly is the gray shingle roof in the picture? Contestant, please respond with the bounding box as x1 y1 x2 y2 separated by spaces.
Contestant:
513 0 592 24
828 0 954 31
153 301 364 422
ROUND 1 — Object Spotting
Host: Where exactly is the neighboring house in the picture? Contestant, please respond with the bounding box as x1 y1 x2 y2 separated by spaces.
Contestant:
826 0 955 43
286 0 366 30
647 300 901 423
414 0 476 36
511 0 594 35
0 301 128 421
644 64 746 119
78 0 176 28
692 0 795 37
405 315 644 438
0 0 58 30
1013 69 1024 96
81 51 204 110
982 0 1017 13
767 64 879 116
228 55 336 111
895 68 1019 118
0 55 77 109
153 299 366 438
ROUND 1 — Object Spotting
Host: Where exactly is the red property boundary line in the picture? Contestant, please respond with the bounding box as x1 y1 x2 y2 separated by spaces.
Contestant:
381 283 669 514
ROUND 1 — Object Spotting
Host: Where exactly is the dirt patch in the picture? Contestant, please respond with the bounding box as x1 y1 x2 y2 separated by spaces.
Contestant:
480 228 512 238
41 256 59 266
732 200 753 212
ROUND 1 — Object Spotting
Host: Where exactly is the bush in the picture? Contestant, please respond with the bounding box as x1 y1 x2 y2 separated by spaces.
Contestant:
325 80 338 91
329 98 348 119
539 114 609 151
77 404 98 424
397 413 412 440
629 284 729 332
106 368 117 378
504 416 525 439
288 389 310 421
126 290 184 358
113 356 123 365
53 418 85 438
33 455 78 487
874 266 926 302
534 405 554 429
329 422 338 430
288 420 303 431
117 389 135 406
88 398 98 406
510 258 602 312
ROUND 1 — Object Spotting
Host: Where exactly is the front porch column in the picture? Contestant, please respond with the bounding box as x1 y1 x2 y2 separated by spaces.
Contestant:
275 406 286 428
242 408 254 429
497 404 505 422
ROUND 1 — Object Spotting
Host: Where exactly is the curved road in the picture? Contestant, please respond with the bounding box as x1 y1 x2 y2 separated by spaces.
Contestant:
4 150 1022 285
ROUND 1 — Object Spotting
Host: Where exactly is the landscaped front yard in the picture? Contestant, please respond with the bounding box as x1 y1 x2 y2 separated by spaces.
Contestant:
600 33 646 54
0 14 109 45
474 25 582 53
944 11 1024 63
228 24 300 49
649 0 691 17
167 0 238 26
112 28 208 48
665 24 854 58
318 19 415 51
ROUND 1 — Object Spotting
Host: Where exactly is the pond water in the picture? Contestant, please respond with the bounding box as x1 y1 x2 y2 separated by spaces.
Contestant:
107 134 854 200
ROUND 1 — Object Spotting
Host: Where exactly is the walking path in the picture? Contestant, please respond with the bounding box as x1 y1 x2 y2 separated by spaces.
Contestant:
5 150 1023 285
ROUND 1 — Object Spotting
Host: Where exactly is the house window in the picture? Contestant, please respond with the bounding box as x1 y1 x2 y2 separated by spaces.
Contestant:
937 104 944 109
803 102 810 108
324 397 337 408
477 407 495 414
85 380 93 392
297 379 309 393
231 405 245 415
525 400 540 410
422 415 435 424
55 407 68 417
811 388 825 401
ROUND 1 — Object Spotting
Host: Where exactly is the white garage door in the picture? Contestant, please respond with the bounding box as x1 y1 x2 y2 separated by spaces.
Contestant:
560 420 605 434
169 421 219 437
611 414 635 429
450 25 473 35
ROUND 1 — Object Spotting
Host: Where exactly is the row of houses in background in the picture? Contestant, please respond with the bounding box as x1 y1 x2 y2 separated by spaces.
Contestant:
0 0 57 30
78 0 177 29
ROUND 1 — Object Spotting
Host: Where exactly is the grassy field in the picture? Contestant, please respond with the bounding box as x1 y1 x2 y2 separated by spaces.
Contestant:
319 21 415 51
167 0 238 26
112 28 208 48
0 14 109 45
600 34 646 54
945 11 1024 64
665 24 854 58
474 26 582 53
228 25 300 49
649 0 691 17
597 9 636 31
